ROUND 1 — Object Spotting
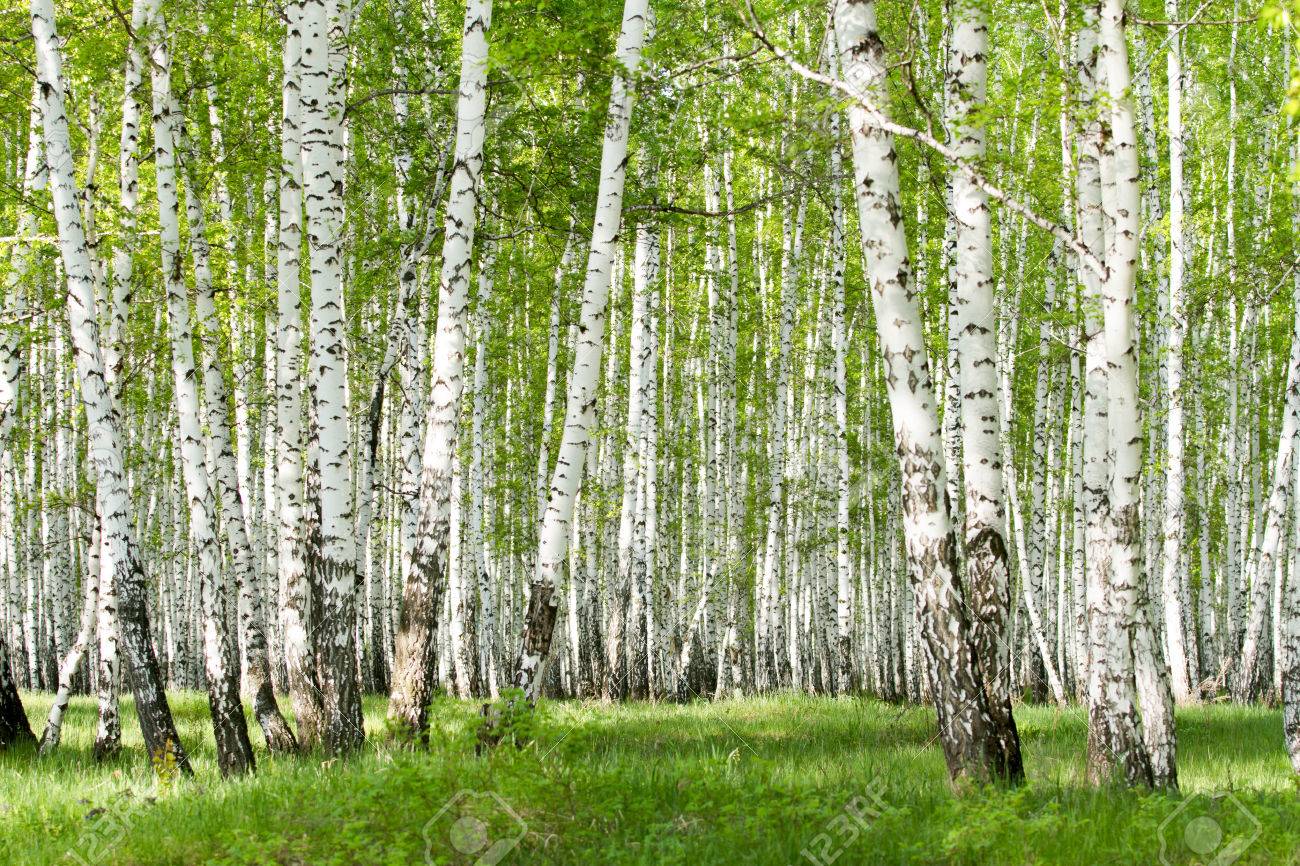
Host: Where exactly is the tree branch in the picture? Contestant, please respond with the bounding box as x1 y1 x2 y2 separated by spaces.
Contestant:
744 0 1107 281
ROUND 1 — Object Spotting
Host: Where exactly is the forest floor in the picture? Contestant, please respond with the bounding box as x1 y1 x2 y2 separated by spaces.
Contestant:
0 692 1297 865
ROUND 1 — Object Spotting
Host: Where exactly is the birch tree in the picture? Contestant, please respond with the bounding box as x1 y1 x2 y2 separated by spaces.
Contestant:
1098 0 1176 787
514 0 651 701
277 0 324 749
388 0 494 737
945 0 1023 779
150 7 255 775
300 0 364 754
1159 0 1194 705
30 0 190 773
835 0 1008 784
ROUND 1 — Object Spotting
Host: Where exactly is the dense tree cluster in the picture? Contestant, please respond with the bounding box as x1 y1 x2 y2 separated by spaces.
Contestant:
1 0 1299 788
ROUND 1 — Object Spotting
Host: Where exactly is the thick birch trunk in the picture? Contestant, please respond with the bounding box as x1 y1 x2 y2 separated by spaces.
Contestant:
300 0 364 755
277 0 324 750
945 0 1023 779
388 0 493 736
836 0 1006 784
1078 7 1146 787
1099 0 1176 787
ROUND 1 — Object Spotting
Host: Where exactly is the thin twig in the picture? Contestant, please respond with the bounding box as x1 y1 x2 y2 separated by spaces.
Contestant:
1132 0 1219 78
626 190 788 218
1134 14 1256 25
744 0 1107 279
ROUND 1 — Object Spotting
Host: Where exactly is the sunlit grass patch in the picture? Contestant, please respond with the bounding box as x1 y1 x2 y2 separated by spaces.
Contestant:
0 693 1296 864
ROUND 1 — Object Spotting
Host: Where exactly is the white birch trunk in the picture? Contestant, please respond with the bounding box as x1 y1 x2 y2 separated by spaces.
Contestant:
277 0 324 749
1099 0 1176 787
31 0 190 773
300 0 364 754
514 0 650 701
829 114 852 695
388 0 493 734
946 0 1023 776
836 0 1005 783
1160 0 1194 703
150 14 255 775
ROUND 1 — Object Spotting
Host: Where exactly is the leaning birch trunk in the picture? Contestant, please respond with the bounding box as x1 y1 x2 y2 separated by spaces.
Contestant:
944 0 1023 781
1160 0 1194 704
183 165 298 754
39 520 100 753
388 0 493 738
150 15 255 776
835 0 1005 784
300 0 364 755
1236 337 1300 701
514 0 650 702
96 0 151 761
1098 0 1176 788
277 0 324 750
30 0 190 773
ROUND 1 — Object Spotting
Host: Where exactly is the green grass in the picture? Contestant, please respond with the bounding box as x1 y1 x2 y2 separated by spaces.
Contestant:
1 692 1298 864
